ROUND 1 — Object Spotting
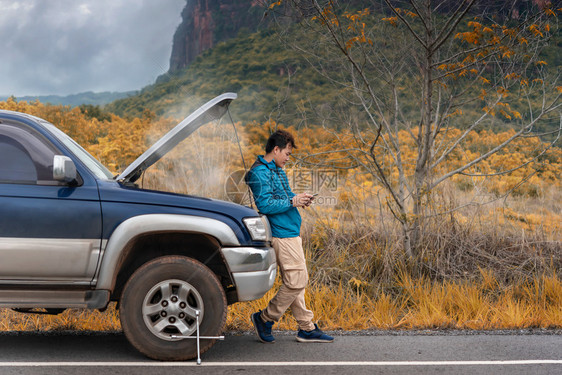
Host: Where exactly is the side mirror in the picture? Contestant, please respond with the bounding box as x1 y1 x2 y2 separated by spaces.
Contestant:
53 155 78 185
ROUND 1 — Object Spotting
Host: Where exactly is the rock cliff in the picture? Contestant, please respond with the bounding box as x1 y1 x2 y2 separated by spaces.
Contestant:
168 0 548 73
169 0 264 73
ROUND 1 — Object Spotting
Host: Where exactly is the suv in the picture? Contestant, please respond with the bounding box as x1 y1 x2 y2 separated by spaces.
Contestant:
0 93 276 360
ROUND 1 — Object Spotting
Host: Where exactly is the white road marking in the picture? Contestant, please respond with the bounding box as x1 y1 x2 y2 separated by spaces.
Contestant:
0 360 560 367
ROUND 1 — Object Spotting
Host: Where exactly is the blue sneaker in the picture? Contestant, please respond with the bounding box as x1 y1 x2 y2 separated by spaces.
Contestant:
251 311 275 343
296 324 334 343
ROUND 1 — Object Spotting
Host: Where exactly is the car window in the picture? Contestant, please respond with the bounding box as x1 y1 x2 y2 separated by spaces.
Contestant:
0 122 61 185
40 121 114 180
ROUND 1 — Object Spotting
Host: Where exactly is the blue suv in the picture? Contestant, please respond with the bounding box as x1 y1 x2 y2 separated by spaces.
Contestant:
0 93 276 360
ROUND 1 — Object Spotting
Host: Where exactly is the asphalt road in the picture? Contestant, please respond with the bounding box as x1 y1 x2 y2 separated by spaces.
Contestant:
0 330 560 375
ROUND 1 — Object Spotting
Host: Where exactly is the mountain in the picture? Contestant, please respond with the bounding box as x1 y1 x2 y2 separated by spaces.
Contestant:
107 0 337 123
169 0 265 73
107 27 338 126
2 91 137 107
167 0 553 74
108 1 560 133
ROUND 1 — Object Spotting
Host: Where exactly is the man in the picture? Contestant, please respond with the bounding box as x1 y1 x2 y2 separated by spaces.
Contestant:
245 129 333 343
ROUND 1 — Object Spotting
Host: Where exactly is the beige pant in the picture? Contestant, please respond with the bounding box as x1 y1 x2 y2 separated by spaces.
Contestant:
261 236 315 331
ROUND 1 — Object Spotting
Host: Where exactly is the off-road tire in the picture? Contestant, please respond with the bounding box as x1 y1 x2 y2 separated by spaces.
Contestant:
120 256 227 361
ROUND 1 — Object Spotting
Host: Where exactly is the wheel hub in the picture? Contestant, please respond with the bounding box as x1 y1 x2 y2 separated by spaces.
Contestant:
142 279 204 341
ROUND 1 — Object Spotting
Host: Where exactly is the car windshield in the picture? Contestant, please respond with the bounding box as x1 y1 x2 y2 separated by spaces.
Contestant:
41 121 114 180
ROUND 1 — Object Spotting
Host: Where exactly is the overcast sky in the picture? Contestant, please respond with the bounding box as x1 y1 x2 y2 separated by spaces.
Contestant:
0 0 185 96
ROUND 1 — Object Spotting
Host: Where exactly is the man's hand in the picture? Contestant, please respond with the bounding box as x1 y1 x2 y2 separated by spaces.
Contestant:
293 193 314 208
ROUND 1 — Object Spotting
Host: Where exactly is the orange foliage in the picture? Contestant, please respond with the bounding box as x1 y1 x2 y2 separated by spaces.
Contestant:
1 99 560 230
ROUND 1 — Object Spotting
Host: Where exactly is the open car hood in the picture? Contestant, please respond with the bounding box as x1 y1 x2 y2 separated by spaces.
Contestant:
116 92 237 183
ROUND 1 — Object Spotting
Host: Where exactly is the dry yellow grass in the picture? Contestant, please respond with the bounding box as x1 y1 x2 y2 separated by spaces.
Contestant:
226 273 562 331
0 304 121 332
0 274 559 333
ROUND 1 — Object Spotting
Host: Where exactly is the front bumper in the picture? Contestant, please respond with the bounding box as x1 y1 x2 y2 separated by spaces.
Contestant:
221 246 276 302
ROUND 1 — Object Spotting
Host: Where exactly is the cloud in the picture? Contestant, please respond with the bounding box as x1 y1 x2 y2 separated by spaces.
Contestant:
0 0 185 96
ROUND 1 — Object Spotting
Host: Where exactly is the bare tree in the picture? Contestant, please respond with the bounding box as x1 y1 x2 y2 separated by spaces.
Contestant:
266 0 561 256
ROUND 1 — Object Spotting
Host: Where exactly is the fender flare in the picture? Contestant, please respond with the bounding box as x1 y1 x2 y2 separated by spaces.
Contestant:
95 214 241 290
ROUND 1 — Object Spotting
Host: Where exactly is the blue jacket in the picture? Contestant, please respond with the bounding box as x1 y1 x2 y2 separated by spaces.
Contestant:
246 155 301 238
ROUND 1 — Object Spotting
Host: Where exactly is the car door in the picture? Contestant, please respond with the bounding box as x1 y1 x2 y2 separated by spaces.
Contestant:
0 119 102 284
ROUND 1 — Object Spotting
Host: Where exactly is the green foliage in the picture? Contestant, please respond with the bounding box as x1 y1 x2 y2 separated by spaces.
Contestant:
78 104 112 122
107 15 561 137
107 28 339 125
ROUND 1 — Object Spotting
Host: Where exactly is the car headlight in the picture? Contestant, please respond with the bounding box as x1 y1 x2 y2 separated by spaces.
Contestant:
243 216 271 241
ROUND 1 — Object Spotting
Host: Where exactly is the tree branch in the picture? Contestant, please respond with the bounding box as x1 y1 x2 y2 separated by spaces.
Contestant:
430 108 561 190
459 129 560 177
431 0 476 51
382 0 428 50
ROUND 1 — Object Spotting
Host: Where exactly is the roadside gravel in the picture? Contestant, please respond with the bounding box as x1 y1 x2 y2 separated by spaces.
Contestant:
1 328 560 337
228 328 562 336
